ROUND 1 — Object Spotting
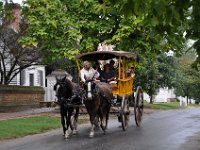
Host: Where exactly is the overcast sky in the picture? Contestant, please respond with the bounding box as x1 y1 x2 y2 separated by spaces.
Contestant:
12 0 23 5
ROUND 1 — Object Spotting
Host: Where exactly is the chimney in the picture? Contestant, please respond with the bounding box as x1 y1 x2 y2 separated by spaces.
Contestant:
4 3 21 32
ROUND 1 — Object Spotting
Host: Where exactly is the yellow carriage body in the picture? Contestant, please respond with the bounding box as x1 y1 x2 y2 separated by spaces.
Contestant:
111 77 133 97
76 51 137 97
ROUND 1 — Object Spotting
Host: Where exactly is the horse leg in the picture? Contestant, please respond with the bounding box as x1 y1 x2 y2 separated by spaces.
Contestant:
106 102 111 130
100 113 106 134
61 112 66 136
100 100 111 134
65 108 73 139
89 113 95 138
72 107 79 135
94 114 100 131
106 111 109 130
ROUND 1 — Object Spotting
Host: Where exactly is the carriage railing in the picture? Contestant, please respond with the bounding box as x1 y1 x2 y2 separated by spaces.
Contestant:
111 77 134 97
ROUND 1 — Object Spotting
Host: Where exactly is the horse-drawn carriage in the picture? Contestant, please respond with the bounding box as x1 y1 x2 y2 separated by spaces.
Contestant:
76 51 144 131
54 51 144 138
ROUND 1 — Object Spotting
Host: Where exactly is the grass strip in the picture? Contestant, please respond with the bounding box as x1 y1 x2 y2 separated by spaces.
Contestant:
0 116 87 140
144 102 183 110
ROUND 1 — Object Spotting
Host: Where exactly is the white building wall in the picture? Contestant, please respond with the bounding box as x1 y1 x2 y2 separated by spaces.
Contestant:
154 88 176 102
22 65 45 87
144 88 176 103
0 56 20 85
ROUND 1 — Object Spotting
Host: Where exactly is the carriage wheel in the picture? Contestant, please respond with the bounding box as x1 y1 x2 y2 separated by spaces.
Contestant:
120 96 130 131
134 86 144 127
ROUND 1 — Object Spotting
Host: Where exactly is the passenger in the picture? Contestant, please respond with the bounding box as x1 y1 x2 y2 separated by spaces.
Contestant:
92 62 103 78
80 61 99 83
127 66 135 78
109 60 116 75
101 64 116 83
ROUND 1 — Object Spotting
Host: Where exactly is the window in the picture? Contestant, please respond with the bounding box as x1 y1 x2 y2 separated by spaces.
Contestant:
29 74 34 86
38 70 43 86
20 69 25 85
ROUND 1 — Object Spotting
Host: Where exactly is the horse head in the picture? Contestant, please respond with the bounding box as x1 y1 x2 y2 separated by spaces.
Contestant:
84 80 99 100
54 76 73 104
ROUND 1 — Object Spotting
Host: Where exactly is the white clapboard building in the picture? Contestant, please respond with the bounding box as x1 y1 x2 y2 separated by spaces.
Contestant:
0 3 46 87
19 65 46 87
45 70 72 102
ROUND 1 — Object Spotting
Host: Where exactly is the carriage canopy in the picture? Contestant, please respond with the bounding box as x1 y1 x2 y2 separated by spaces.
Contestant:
76 51 137 61
76 51 138 97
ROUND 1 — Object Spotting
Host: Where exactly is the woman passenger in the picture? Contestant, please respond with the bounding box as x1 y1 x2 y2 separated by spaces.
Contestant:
101 64 116 83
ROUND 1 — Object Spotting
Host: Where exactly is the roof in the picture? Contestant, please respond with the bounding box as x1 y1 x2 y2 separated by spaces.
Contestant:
46 69 72 79
76 51 137 61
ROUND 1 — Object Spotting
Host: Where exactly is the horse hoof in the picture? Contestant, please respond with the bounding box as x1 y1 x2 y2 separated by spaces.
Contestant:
65 134 70 139
89 132 94 138
65 131 71 139
72 130 78 135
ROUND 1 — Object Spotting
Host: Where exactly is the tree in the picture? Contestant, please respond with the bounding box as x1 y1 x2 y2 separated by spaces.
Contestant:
142 58 160 104
0 3 41 85
134 51 176 104
22 0 121 63
174 51 200 103
22 0 186 62
22 0 188 102
104 0 200 65
157 53 176 89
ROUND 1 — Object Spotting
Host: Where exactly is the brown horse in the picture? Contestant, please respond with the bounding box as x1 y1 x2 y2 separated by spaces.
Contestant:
83 80 113 138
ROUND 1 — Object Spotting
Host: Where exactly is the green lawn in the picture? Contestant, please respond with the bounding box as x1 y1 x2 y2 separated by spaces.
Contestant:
0 116 87 140
144 102 183 110
187 103 200 108
144 101 200 110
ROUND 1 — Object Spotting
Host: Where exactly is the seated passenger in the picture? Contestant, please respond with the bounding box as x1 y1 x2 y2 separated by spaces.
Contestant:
101 64 116 83
127 66 135 78
109 60 117 75
80 61 99 83
92 62 103 78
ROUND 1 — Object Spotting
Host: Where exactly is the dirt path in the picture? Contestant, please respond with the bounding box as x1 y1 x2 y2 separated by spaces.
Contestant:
0 107 158 120
0 107 58 120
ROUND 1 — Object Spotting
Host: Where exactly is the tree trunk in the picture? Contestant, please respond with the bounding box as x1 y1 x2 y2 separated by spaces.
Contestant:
186 96 188 104
149 95 153 104
189 98 191 104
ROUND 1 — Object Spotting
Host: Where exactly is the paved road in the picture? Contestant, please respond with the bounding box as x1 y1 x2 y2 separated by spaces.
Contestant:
1 108 200 150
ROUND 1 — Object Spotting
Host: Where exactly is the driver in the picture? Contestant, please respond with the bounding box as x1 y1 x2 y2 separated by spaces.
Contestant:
80 61 100 83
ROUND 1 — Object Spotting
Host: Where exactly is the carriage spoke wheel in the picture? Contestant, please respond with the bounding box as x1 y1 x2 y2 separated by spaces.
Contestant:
134 86 144 127
120 96 130 131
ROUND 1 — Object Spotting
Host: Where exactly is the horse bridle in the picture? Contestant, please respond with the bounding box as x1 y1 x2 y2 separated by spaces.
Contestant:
54 81 70 103
84 80 99 100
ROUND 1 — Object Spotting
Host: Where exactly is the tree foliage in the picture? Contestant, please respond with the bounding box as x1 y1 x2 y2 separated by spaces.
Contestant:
22 0 121 62
22 0 187 63
174 51 200 102
21 0 193 100
135 52 175 103
104 0 200 64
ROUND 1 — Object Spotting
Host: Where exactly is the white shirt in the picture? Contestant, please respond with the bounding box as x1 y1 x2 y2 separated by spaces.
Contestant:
80 67 100 83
